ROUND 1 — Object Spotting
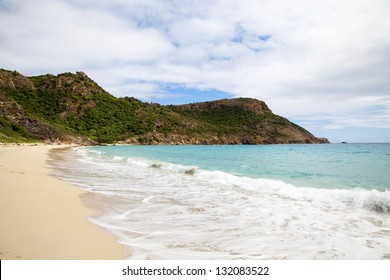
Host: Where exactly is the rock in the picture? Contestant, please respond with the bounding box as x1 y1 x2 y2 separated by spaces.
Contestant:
0 68 329 145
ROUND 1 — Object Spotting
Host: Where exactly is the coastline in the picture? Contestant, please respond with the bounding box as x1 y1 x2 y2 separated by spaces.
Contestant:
0 144 126 259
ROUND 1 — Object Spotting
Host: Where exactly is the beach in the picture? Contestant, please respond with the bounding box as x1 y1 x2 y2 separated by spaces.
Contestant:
3 144 388 260
56 144 390 259
0 144 126 259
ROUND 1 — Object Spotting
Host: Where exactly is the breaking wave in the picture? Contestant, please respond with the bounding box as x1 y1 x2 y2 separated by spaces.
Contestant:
49 146 390 259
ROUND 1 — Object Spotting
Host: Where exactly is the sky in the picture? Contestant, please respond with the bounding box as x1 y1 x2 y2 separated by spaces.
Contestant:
1 0 390 143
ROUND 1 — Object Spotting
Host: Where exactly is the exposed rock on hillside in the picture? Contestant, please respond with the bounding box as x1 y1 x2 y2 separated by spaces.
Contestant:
0 70 93 144
0 69 328 144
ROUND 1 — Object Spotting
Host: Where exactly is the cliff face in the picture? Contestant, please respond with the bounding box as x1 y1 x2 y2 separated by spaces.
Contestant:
167 98 328 144
0 69 328 144
174 98 271 113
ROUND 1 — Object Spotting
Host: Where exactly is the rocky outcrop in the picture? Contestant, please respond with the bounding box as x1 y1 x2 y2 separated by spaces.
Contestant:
0 68 329 144
0 90 92 144
0 70 35 91
170 98 328 144
0 70 93 144
175 98 271 114
31 71 107 97
122 132 328 145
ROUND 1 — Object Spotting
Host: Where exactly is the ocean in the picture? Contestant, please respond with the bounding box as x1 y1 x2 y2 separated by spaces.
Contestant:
49 144 390 259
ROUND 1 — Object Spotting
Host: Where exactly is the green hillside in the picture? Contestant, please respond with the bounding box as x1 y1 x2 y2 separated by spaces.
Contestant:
0 69 328 144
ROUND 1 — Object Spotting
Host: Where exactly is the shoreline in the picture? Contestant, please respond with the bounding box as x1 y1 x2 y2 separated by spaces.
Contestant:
0 144 126 259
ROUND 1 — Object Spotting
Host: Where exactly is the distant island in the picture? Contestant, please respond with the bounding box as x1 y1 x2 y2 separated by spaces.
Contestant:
0 69 328 145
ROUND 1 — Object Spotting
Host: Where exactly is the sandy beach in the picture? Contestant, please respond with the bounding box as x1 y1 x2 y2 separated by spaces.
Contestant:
0 144 126 259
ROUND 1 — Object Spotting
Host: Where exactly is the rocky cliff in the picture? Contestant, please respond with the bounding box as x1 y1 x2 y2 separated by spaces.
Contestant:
0 69 328 144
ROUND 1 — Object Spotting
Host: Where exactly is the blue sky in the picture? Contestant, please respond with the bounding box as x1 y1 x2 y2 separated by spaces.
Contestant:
1 0 390 142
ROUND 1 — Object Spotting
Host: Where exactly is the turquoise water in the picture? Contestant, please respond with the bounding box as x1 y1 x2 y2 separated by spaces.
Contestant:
51 144 390 259
91 144 390 191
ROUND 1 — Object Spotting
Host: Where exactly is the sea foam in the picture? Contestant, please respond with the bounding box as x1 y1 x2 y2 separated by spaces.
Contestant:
49 146 390 259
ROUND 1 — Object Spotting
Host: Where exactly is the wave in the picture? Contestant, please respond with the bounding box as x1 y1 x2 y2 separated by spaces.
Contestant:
196 170 390 215
77 147 390 215
51 147 390 259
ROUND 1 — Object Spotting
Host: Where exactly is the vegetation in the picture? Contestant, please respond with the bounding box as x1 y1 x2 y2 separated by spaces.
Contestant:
0 117 40 143
0 69 328 144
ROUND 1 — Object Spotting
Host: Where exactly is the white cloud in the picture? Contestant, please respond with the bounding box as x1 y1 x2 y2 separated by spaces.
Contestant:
1 0 390 132
0 0 173 73
169 18 234 45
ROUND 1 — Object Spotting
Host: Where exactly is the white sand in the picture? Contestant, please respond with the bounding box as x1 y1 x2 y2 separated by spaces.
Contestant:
0 144 126 259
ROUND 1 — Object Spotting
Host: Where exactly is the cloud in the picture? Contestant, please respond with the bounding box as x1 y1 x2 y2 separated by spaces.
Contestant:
1 0 390 132
169 18 234 45
0 0 173 72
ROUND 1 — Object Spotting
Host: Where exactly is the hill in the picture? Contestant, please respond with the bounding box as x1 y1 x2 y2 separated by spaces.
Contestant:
0 69 328 144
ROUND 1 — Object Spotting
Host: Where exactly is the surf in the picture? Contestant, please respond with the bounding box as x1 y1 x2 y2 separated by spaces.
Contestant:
49 145 390 259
